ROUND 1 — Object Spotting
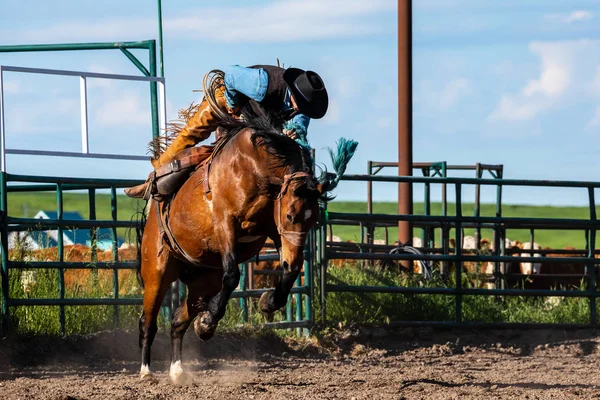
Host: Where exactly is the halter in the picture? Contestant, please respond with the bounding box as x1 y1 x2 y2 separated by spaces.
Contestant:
275 171 313 247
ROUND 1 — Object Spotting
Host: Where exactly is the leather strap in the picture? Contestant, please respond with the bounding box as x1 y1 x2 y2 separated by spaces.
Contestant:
154 146 214 179
275 172 313 246
156 198 220 269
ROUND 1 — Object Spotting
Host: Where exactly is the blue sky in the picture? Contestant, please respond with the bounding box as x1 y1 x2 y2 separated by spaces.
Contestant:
1 0 600 206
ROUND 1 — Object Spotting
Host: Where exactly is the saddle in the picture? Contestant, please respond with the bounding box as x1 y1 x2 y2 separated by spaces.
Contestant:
149 145 214 202
147 127 234 201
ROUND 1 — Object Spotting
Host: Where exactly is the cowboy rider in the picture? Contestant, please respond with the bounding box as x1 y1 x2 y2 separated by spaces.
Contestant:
125 64 329 198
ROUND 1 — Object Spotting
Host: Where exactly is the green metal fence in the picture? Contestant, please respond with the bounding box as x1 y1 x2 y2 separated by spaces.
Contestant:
0 174 147 334
0 40 162 139
0 173 314 335
319 173 600 329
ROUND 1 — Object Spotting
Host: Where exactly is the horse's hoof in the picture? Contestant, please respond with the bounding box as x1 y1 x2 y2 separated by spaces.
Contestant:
170 361 194 385
139 366 157 383
194 312 217 341
259 290 276 313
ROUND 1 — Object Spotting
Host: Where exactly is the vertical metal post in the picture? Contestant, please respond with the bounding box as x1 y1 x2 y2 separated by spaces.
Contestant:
157 0 165 78
320 207 328 325
588 187 597 325
295 269 302 336
57 184 65 334
110 186 120 327
367 161 374 245
495 168 504 289
80 76 89 154
286 294 292 323
441 163 449 276
529 229 535 252
239 263 248 324
455 183 463 323
304 229 313 336
496 168 503 223
0 70 7 332
423 168 431 248
474 163 481 249
397 0 413 249
88 189 97 263
0 68 6 174
158 81 167 134
499 227 507 290
148 41 159 139
0 172 9 333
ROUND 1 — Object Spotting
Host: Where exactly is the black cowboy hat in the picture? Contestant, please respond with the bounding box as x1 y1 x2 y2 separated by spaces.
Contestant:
283 68 328 119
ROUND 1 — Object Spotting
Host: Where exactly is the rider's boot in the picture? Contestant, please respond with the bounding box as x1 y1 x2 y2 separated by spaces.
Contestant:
151 87 228 168
125 88 228 199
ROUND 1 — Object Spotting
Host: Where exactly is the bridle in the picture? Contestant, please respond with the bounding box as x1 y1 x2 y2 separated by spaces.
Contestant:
275 171 313 247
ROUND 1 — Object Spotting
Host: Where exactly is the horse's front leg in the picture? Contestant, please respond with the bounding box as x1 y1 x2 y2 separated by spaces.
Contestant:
259 237 304 314
169 281 208 385
194 222 239 340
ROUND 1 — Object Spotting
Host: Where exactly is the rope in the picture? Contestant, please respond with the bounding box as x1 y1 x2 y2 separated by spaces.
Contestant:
201 69 230 121
389 245 434 281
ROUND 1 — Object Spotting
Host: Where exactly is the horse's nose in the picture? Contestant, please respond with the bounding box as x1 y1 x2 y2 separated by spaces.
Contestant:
282 260 289 270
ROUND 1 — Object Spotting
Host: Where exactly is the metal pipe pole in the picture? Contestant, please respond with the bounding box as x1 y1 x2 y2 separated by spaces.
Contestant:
398 0 413 247
157 0 165 78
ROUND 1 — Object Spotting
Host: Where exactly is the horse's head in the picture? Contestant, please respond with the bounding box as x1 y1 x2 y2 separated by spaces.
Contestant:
274 171 328 270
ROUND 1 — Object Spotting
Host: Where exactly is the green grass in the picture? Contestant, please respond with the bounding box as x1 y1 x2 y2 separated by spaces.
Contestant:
4 194 598 334
326 264 592 325
6 259 594 334
328 201 595 249
7 193 595 249
8 267 144 335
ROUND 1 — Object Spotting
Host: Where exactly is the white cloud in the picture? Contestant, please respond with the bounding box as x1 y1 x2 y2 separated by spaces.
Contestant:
6 97 80 135
168 0 395 42
589 106 600 128
521 51 569 98
566 10 593 23
94 90 150 127
376 117 393 129
2 81 21 94
336 76 357 98
545 10 593 24
322 99 341 125
489 40 593 122
416 77 472 112
594 65 600 93
489 95 547 122
3 0 395 44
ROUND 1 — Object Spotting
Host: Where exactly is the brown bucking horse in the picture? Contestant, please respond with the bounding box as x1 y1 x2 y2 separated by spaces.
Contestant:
138 114 331 383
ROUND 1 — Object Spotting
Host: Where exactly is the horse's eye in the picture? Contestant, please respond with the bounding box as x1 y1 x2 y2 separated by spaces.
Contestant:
286 214 293 223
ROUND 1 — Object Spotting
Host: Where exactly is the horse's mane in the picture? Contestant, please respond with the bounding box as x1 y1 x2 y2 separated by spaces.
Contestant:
218 103 326 199
220 103 315 175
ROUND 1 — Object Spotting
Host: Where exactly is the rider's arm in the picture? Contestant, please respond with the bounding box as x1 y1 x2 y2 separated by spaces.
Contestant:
283 113 310 142
223 65 268 109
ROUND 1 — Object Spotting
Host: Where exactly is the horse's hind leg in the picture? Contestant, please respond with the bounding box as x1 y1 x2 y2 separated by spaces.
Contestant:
139 253 176 381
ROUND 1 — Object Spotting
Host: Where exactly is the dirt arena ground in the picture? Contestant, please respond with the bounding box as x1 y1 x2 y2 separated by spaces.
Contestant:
2 327 600 399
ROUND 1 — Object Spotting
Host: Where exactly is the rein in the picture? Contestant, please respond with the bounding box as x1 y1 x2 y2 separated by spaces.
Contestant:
275 171 313 247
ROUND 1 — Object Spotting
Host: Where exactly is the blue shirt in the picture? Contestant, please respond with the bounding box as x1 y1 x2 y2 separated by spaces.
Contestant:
224 65 311 137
